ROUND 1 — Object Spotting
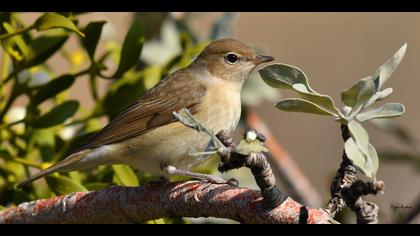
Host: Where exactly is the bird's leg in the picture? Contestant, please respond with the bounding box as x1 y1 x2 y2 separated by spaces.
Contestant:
162 164 238 186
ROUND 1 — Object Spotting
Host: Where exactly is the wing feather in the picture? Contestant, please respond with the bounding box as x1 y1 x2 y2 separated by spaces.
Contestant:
73 69 207 152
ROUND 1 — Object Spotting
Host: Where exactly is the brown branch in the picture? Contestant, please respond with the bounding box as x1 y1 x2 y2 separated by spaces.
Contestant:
246 110 323 207
0 180 335 224
0 131 336 224
216 129 286 209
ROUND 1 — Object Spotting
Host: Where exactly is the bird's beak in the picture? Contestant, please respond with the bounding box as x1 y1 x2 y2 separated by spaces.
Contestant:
252 55 274 65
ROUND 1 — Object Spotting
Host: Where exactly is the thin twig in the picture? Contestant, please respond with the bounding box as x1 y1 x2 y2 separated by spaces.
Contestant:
216 130 287 209
246 110 323 207
327 124 358 217
327 124 384 224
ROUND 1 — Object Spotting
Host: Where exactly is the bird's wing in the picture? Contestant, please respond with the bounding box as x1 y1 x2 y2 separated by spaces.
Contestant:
16 69 207 189
73 69 207 152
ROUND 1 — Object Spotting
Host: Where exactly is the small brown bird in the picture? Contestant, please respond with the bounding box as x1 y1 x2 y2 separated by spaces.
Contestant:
17 38 274 188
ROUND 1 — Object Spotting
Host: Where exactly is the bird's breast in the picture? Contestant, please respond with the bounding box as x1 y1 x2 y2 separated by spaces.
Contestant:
195 81 242 134
115 79 242 173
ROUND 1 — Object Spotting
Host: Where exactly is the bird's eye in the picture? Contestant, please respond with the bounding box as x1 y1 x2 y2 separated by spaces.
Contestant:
225 53 238 64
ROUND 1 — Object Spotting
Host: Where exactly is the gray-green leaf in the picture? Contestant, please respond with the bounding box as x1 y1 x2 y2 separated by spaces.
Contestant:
32 100 79 128
345 138 366 174
34 13 85 37
276 98 338 116
365 88 394 106
344 138 377 179
376 88 393 101
112 164 139 186
292 83 340 115
259 63 314 92
45 175 87 195
341 76 376 110
348 120 369 155
373 43 407 90
356 103 405 122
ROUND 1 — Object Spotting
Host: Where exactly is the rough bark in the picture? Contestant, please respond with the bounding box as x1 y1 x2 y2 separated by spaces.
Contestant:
0 180 334 224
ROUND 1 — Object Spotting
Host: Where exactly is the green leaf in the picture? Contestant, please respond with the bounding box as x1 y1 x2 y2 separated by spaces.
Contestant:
2 22 29 59
34 13 85 37
32 128 56 162
341 76 376 109
24 35 69 68
68 171 82 184
373 43 407 90
45 175 87 195
112 18 144 78
84 182 110 191
348 120 369 154
81 21 106 60
356 103 405 122
276 98 338 116
344 138 377 179
292 83 340 115
258 63 314 92
112 164 139 186
235 139 268 156
99 71 146 119
0 12 12 34
1 36 23 61
32 74 75 105
32 100 79 128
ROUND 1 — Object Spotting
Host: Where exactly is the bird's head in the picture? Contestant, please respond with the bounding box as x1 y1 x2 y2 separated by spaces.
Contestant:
192 38 274 83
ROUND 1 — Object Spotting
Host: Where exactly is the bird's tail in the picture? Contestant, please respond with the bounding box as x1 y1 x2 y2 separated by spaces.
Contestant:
16 149 91 189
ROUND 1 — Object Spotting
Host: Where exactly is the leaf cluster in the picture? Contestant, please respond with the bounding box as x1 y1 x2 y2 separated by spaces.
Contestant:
259 44 407 180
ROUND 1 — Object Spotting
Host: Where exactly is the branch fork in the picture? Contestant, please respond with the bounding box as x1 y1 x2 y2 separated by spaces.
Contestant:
326 124 385 224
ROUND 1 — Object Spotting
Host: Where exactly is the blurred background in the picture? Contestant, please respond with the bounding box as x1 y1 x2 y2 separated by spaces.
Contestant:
0 12 419 224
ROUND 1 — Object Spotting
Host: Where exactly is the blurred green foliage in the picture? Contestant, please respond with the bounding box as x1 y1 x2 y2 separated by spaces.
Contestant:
0 12 161 207
0 12 280 223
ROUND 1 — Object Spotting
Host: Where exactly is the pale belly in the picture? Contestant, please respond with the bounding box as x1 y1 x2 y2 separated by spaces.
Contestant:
108 89 242 175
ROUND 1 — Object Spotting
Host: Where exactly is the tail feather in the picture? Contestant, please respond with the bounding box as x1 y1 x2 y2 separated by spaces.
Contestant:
16 150 91 189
